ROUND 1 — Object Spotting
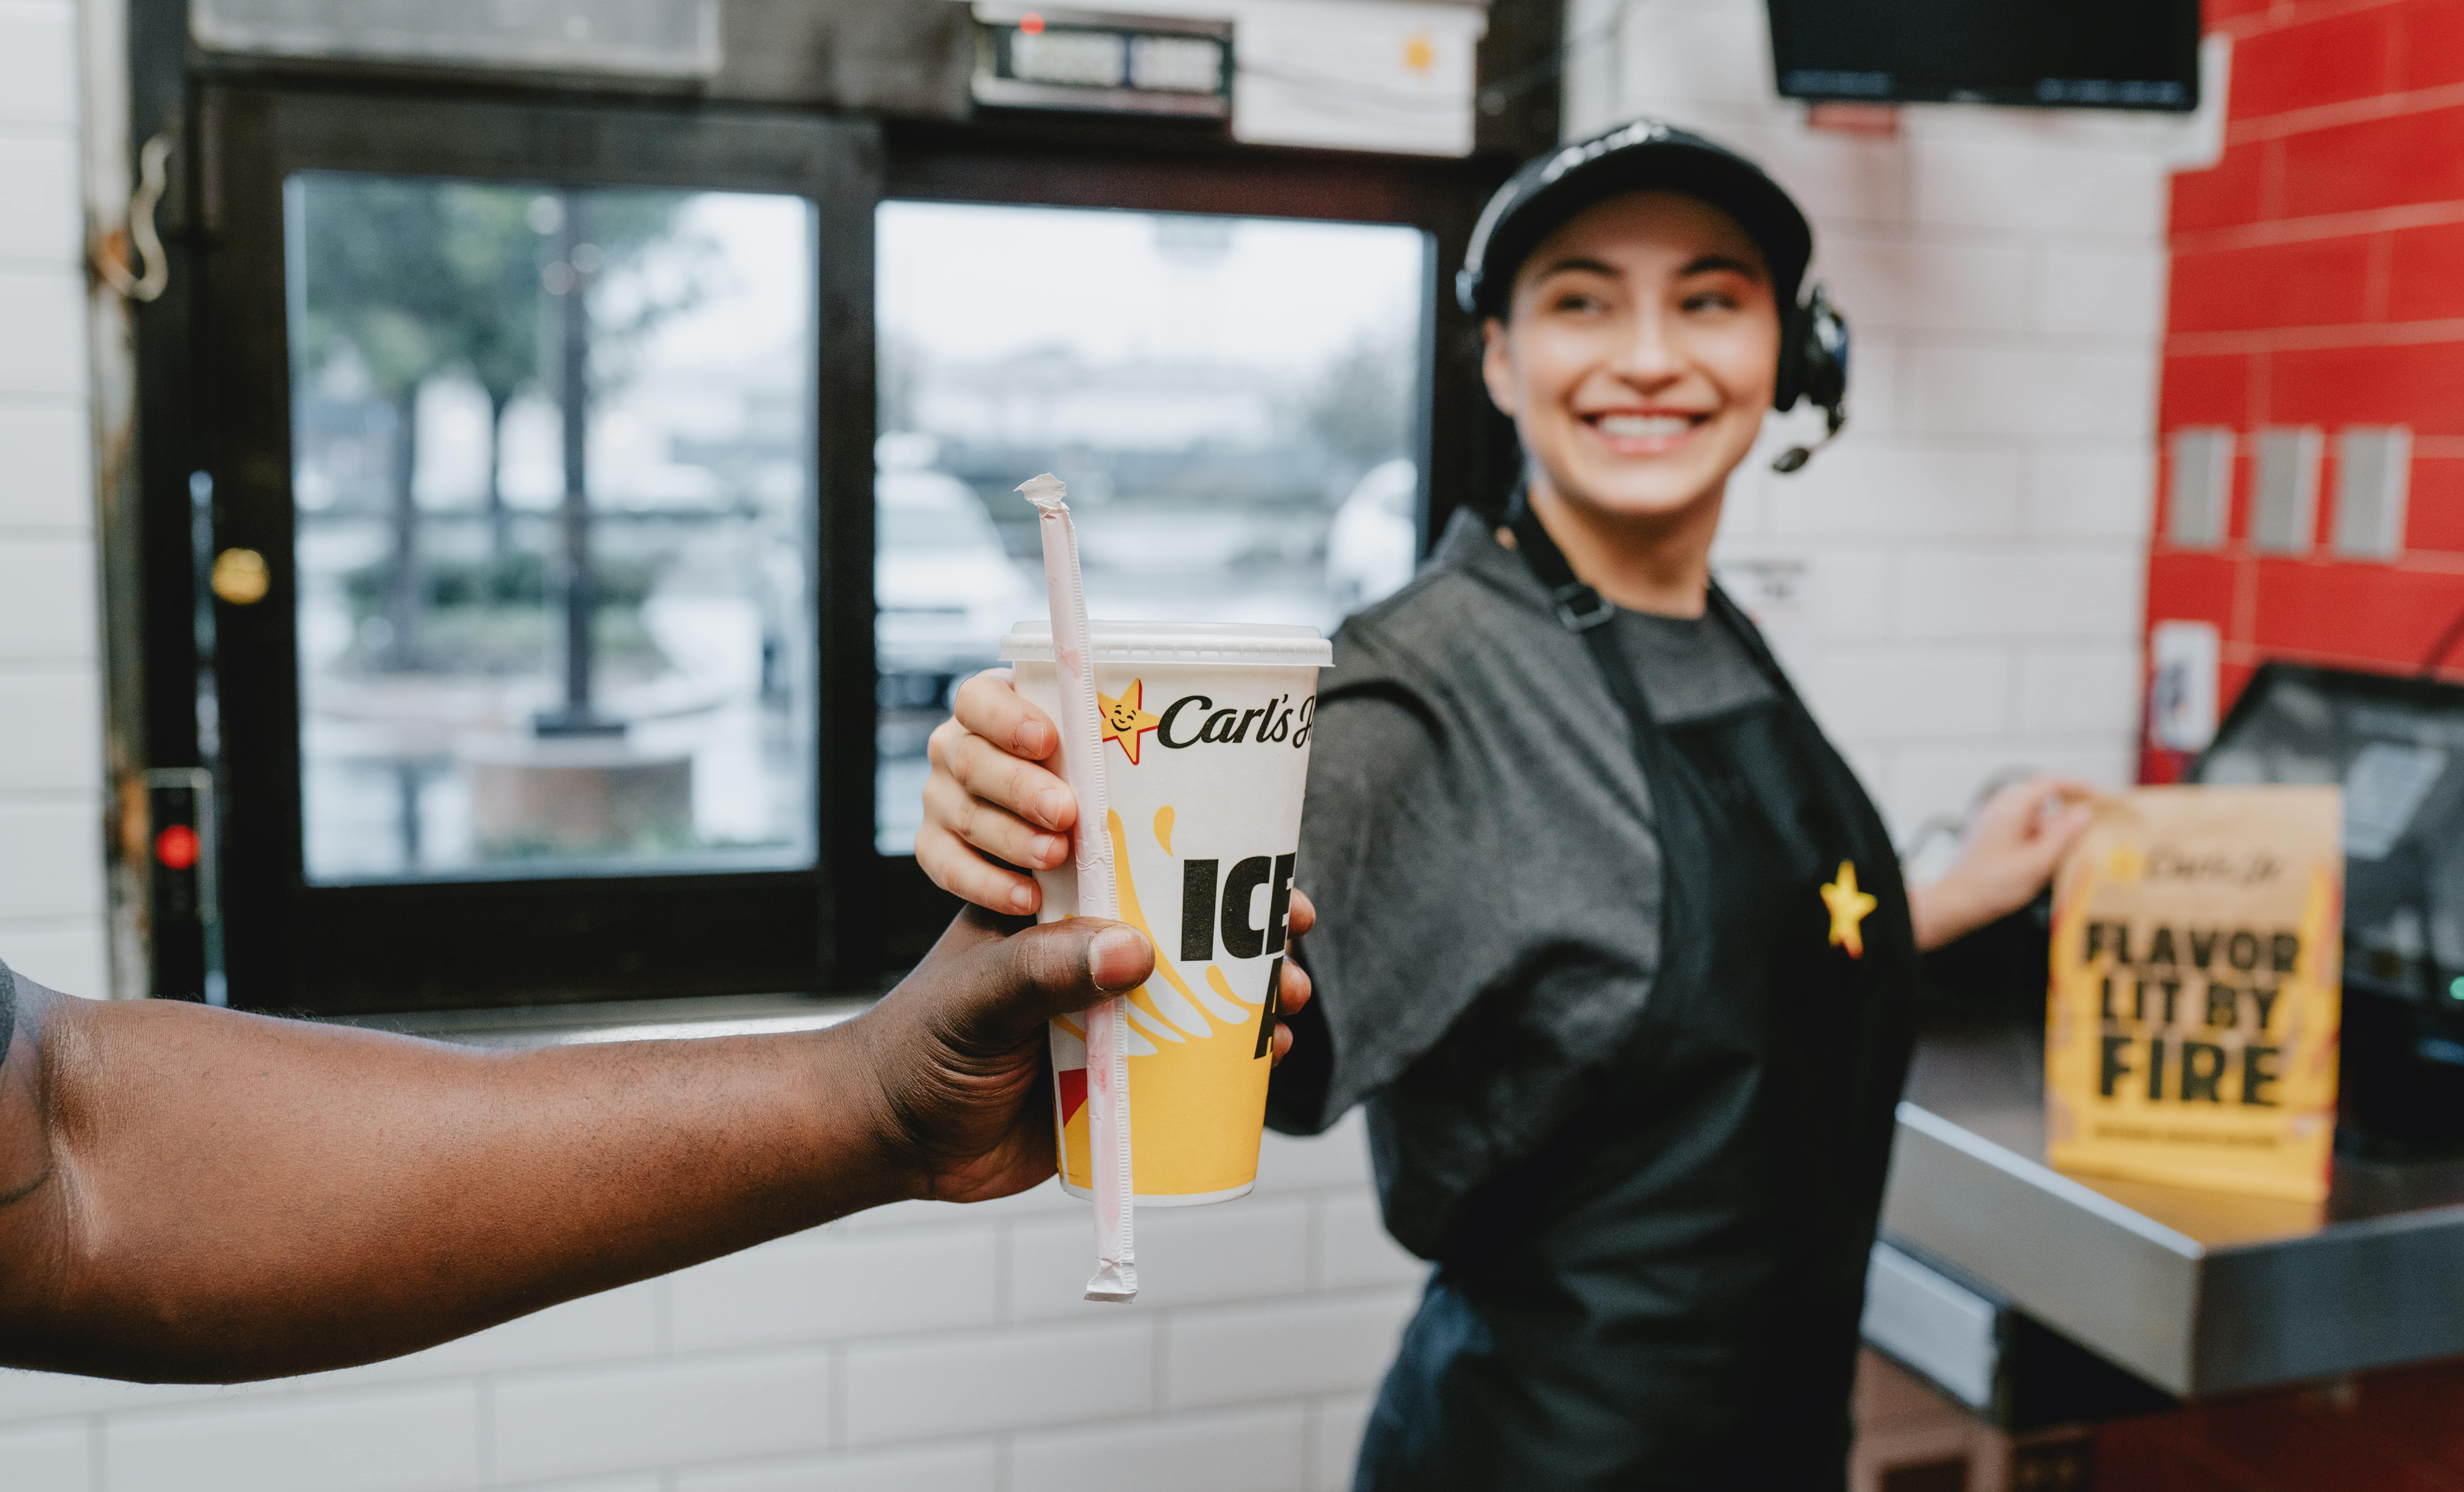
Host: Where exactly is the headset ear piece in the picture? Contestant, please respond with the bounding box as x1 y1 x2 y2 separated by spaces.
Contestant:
1771 283 1849 473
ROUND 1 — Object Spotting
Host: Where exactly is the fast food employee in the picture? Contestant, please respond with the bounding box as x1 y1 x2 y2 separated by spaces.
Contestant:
917 120 2094 1489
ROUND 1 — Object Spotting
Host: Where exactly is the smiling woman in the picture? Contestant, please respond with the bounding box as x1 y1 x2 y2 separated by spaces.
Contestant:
912 119 2095 1491
1479 190 1782 618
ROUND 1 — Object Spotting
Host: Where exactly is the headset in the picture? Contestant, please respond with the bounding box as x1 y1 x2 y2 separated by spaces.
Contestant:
1770 282 1849 475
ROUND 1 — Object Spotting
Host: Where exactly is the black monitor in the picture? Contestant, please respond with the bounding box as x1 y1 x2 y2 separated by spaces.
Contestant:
2193 663 2464 1151
1767 0 2200 113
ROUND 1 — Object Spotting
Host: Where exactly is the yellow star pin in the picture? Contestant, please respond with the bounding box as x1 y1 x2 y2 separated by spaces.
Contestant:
1098 679 1163 766
1822 860 1878 959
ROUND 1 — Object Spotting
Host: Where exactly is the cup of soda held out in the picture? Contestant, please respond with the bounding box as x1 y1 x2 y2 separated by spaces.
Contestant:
1003 620 1332 1204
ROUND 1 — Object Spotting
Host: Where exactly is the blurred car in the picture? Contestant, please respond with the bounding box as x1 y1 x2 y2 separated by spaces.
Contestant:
1325 457 1420 617
875 437 1036 710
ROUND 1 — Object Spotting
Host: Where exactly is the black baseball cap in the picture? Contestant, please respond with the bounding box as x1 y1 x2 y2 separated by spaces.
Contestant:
1456 119 1814 319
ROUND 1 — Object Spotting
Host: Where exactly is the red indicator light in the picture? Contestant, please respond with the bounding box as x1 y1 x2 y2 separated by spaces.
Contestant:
1019 11 1045 33
155 824 200 871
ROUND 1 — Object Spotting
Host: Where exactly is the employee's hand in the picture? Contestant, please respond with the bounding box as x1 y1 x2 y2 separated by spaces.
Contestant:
921 668 1080 914
1908 774 2098 951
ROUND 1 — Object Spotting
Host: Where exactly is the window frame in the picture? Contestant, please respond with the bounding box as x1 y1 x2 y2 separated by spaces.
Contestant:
197 86 881 1014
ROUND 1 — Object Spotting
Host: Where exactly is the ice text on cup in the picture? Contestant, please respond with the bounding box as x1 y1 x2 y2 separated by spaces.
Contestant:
1180 852 1295 1058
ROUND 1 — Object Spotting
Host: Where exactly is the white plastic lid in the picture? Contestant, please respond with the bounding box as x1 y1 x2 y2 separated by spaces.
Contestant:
999 618 1332 668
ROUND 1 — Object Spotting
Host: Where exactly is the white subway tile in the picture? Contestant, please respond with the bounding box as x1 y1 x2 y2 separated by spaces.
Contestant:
842 1318 1151 1446
0 537 98 661
1726 123 1914 230
0 402 91 529
1904 345 2155 440
1252 1112 1372 1193
493 1350 829 1485
1011 1404 1308 1492
0 271 88 398
1791 646 2015 744
1164 1290 1415 1411
0 134 77 265
1829 332 1902 437
2033 245 2167 340
1765 442 2024 539
0 4 77 129
1009 1197 1309 1323
0 918 108 999
0 1418 90 1491
2018 646 2143 738
677 1442 998 1492
1314 1194 1425 1292
1909 141 2165 240
1893 552 2145 643
0 802 105 919
669 1224 996 1349
1725 544 1896 644
0 670 100 792
1885 742 2134 837
1310 1394 1376 1492
1607 5 1772 108
1816 237 2030 337
2025 445 2155 541
103 1383 481 1492
0 1369 273 1424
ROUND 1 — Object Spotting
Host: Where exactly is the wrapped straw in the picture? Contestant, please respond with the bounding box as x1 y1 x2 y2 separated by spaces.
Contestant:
1017 473 1137 1303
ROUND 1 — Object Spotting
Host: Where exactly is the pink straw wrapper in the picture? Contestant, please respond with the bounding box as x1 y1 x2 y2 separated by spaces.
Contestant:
1016 473 1136 1303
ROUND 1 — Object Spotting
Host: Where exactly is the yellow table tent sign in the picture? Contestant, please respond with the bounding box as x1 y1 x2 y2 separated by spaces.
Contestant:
2045 785 2343 1202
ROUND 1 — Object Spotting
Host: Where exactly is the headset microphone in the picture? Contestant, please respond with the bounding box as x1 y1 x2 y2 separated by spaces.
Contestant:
1772 407 1844 473
1770 282 1849 475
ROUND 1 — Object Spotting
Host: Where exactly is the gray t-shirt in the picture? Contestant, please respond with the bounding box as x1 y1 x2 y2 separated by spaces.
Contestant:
1272 510 1786 1252
1613 608 1775 726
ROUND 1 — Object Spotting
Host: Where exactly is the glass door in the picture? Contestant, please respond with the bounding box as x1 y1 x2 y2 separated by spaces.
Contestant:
201 92 878 1013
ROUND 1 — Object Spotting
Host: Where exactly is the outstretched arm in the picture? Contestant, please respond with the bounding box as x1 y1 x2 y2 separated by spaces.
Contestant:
1908 775 2098 951
0 910 1170 1383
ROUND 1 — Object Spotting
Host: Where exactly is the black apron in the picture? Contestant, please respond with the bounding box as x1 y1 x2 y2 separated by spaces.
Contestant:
1353 503 1921 1491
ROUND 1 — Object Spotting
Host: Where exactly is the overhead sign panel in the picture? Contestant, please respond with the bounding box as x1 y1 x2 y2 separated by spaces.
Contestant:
972 5 1233 119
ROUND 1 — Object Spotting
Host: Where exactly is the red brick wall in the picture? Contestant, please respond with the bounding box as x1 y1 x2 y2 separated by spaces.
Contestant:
2146 0 2464 781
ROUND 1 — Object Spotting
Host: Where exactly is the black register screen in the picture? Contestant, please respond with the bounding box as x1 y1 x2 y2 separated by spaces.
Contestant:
1767 0 2201 111
2192 665 2464 1013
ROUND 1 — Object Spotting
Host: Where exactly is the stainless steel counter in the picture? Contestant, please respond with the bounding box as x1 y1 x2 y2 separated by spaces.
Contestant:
1880 1024 2464 1401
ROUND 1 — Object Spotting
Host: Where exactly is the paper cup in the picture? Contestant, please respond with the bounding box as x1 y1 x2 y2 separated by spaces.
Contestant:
1002 620 1332 1206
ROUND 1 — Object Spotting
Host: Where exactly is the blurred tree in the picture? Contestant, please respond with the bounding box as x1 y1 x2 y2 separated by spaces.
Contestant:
1296 328 1414 477
295 177 708 668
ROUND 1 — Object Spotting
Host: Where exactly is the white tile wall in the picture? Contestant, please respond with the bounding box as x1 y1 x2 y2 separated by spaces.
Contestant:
1009 1404 1308 1492
1566 0 2180 834
0 0 108 1000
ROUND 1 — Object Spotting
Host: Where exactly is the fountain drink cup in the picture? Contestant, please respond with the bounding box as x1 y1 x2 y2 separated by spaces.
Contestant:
1002 620 1332 1204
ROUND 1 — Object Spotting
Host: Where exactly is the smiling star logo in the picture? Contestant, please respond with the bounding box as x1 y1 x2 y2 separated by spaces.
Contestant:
1099 679 1163 765
1822 860 1878 959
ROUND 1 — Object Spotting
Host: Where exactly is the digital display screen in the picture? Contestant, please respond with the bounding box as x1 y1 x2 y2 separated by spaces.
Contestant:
2193 665 2464 1011
1766 0 2199 113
